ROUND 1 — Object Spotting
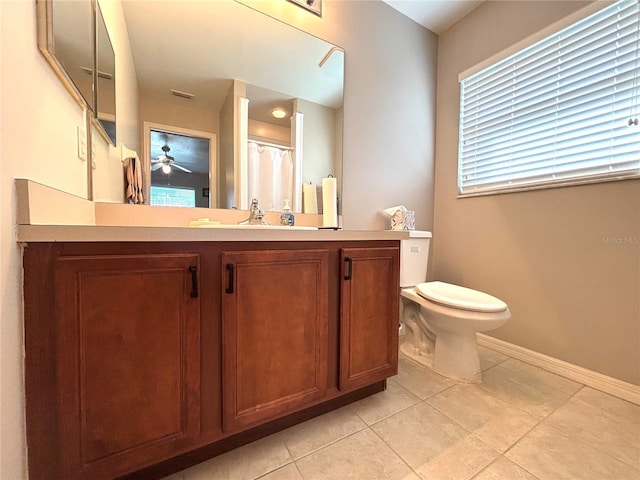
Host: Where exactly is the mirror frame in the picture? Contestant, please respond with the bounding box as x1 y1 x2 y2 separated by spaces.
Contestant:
94 0 117 146
36 0 94 111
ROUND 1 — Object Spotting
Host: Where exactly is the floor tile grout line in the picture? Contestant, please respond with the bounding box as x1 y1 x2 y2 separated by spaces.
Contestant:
468 455 499 480
286 423 370 464
423 394 529 456
534 417 640 472
560 385 640 422
366 421 425 479
288 421 370 463
472 382 548 421
543 383 585 416
468 455 541 480
474 365 586 421
527 382 635 447
394 364 460 400
476 369 638 471
349 381 425 428
494 357 587 394
291 459 306 480
252 458 296 480
478 352 512 371
367 408 506 480
354 399 420 428
500 414 546 458
395 381 459 405
487 454 544 480
421 381 550 460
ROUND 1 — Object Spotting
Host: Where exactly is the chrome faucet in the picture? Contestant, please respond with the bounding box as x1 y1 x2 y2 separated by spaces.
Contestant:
239 198 268 225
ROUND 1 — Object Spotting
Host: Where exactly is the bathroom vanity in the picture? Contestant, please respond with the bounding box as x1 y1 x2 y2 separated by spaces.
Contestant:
21 224 402 479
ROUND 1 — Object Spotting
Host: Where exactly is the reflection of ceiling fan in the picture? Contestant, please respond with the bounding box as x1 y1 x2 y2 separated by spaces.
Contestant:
151 145 192 173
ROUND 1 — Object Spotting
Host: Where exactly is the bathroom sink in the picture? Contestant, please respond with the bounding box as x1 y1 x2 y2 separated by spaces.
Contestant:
192 223 318 231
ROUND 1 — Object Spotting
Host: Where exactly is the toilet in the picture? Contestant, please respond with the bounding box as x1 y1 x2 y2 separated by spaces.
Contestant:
399 231 511 383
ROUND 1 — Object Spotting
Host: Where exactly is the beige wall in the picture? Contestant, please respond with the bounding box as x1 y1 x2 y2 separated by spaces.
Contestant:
248 118 291 145
434 0 640 386
139 95 218 136
296 98 338 186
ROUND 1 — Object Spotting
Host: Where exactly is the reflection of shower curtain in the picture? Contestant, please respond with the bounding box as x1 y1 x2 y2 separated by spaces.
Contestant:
247 141 293 211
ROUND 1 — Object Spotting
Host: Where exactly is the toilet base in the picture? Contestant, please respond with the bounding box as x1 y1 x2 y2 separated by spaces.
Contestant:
431 330 482 384
399 342 434 370
399 333 482 384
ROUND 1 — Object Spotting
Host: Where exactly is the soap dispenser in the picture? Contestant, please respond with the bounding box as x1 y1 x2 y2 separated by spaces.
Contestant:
280 199 295 226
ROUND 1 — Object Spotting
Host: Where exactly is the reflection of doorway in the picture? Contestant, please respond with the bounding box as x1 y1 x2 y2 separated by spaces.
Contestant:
143 122 217 208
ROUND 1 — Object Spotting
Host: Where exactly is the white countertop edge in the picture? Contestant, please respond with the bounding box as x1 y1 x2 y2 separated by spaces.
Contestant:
17 224 412 243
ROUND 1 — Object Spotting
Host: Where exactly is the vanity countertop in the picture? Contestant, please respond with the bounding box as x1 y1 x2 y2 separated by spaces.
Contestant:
16 224 411 243
15 179 413 243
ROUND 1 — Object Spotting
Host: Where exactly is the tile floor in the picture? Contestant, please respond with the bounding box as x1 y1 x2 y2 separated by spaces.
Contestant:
162 346 640 480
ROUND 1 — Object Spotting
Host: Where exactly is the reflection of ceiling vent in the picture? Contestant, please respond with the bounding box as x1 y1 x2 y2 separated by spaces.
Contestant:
170 89 194 100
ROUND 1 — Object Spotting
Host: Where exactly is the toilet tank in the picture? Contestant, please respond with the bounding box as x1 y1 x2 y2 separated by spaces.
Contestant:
400 231 432 287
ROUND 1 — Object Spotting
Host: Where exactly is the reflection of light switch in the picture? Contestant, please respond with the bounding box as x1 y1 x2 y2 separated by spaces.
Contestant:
77 126 87 161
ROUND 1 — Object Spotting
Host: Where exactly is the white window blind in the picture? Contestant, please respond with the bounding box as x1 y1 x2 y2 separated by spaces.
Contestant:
458 0 640 196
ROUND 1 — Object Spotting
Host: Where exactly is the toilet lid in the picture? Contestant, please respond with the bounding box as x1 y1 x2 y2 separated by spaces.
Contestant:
415 281 508 313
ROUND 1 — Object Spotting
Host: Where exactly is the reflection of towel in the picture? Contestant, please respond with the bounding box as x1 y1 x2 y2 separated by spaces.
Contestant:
124 157 144 204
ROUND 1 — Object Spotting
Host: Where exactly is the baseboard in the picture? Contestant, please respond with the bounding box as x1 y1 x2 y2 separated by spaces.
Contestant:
477 333 640 406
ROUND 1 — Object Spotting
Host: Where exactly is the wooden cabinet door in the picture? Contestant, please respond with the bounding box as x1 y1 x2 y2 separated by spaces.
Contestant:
55 253 201 479
221 249 329 432
340 247 400 391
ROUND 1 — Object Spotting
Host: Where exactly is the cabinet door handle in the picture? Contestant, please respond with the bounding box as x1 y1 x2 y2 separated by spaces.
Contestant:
226 264 234 293
344 257 353 280
189 266 199 298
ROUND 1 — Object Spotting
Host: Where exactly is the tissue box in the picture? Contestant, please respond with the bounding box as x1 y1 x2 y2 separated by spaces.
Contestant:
390 209 415 230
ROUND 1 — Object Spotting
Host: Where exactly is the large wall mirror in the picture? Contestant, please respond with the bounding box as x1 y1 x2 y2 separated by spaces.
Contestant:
122 0 344 213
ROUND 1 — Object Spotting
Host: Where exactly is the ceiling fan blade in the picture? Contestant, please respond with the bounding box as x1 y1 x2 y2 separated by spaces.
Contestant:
151 163 163 171
172 164 192 173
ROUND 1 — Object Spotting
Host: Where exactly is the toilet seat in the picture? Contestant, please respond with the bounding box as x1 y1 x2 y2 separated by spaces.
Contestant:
415 281 507 313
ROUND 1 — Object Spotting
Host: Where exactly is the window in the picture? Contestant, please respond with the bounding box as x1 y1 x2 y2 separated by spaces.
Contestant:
458 0 640 196
150 186 196 207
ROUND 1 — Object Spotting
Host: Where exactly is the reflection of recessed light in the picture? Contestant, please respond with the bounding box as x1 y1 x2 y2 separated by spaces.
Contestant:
271 108 287 119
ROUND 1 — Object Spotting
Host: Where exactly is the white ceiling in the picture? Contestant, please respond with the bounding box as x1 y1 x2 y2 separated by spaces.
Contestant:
382 0 484 34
